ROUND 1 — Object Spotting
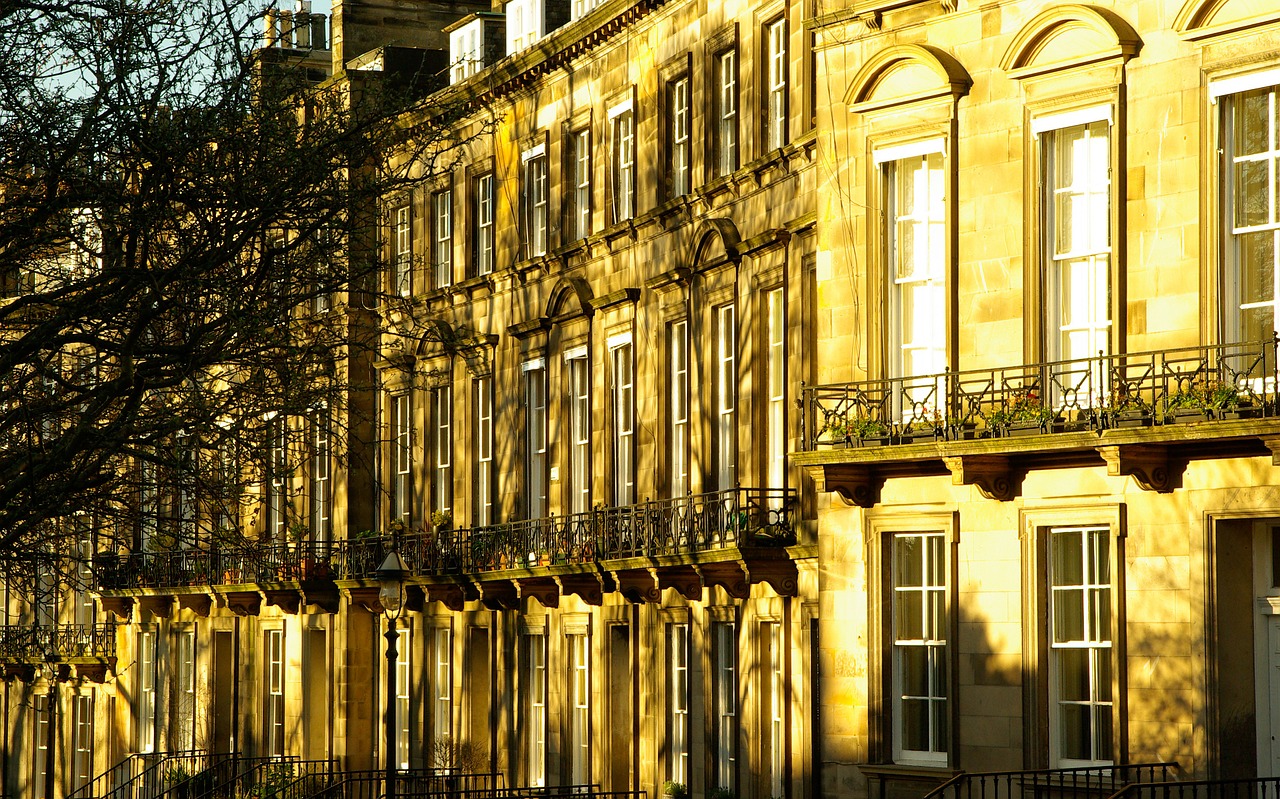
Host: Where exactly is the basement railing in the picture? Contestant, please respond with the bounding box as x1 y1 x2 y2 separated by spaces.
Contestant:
801 338 1279 450
1108 776 1280 799
96 487 797 590
922 763 1181 799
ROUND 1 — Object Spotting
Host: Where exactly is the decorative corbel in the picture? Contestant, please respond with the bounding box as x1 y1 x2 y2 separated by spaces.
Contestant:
807 463 883 507
1097 444 1179 493
1263 436 1280 465
944 455 1020 501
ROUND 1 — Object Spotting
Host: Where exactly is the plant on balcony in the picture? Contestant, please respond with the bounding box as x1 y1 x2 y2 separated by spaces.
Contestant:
662 781 689 799
1108 384 1154 428
825 413 891 446
148 531 178 552
431 509 452 532
990 389 1057 435
710 789 739 799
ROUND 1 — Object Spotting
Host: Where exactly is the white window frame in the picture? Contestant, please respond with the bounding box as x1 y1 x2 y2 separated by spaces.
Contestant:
1049 525 1114 767
670 77 691 198
669 623 690 784
526 632 548 786
433 627 453 744
765 288 787 493
506 0 543 53
525 359 548 519
394 203 411 296
265 628 285 757
35 694 51 798
397 629 412 769
879 141 948 384
892 531 949 765
610 102 636 223
175 628 197 751
433 385 452 516
268 417 289 540
670 320 690 498
137 630 157 753
716 49 739 176
523 145 548 257
565 346 591 514
474 173 495 276
716 304 737 490
1217 79 1280 343
571 0 600 21
765 17 788 151
475 377 494 527
72 693 94 791
573 130 592 240
312 408 331 543
715 621 738 792
569 632 591 784
433 189 453 290
1037 108 1112 366
390 393 412 525
610 333 634 506
449 21 483 84
764 621 785 798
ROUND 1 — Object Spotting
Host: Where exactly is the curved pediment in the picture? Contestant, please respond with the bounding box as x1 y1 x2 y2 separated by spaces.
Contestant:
1001 5 1141 79
845 44 972 112
1176 0 1280 40
687 217 742 271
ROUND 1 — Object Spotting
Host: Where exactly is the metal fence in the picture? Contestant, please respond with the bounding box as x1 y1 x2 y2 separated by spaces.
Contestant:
0 622 116 661
802 339 1279 449
922 763 1181 799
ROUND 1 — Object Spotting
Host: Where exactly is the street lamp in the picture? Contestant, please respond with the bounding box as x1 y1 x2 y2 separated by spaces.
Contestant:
375 550 409 799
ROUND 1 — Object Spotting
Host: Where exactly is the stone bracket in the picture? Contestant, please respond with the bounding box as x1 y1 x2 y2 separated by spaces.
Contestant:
176 593 213 617
1098 444 1182 493
517 576 561 609
807 463 884 508
742 554 801 597
556 572 613 606
223 590 263 616
99 597 134 622
700 562 750 599
1263 436 1280 465
138 595 175 620
658 565 703 601
477 580 520 610
611 568 660 604
263 589 302 615
426 583 469 612
301 585 342 614
944 455 1020 501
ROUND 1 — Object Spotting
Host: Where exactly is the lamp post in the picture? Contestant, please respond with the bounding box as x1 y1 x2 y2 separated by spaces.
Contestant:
375 550 409 799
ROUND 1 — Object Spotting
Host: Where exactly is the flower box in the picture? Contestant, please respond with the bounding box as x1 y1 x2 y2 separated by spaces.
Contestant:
1111 409 1153 428
1167 408 1210 424
857 435 892 447
1218 406 1262 420
1006 420 1046 437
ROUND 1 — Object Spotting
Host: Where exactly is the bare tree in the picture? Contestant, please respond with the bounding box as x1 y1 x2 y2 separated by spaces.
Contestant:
0 0 471 587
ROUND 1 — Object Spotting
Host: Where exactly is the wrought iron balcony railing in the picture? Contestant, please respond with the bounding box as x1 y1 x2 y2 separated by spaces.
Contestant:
0 622 116 661
802 339 1280 450
95 487 797 590
923 763 1180 799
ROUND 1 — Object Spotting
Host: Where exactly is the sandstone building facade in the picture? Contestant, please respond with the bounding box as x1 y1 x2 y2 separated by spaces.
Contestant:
6 0 1280 798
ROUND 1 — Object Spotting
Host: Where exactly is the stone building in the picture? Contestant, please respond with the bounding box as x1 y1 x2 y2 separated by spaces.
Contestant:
2 0 819 796
802 0 1280 796
8 0 1280 798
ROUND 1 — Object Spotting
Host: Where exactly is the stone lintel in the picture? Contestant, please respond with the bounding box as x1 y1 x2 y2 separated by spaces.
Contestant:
1097 444 1180 493
944 455 1020 501
806 463 883 507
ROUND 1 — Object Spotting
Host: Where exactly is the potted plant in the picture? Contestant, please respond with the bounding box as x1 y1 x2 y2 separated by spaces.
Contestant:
990 389 1058 436
848 415 892 446
710 789 739 799
1166 377 1213 423
1108 385 1153 428
431 509 452 533
902 410 946 443
662 781 689 799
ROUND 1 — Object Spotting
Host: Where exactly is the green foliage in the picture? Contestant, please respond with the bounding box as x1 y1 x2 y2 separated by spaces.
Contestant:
989 389 1057 427
662 781 689 798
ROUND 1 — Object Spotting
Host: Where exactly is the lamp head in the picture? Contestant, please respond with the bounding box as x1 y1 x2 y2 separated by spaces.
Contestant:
374 550 409 619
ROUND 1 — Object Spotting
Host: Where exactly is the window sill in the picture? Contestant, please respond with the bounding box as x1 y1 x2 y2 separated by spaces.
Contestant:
859 763 959 784
455 274 494 297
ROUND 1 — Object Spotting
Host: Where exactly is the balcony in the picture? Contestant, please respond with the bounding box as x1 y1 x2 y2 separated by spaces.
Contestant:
798 339 1280 504
95 487 806 618
0 622 117 682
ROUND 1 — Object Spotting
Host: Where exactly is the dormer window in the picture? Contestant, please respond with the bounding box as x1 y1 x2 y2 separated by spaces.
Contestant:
507 0 542 53
449 20 483 83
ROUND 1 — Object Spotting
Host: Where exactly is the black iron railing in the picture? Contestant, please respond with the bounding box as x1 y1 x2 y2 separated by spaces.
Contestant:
1109 777 1280 799
325 770 504 799
96 487 797 590
923 763 1181 799
802 339 1280 449
0 622 116 661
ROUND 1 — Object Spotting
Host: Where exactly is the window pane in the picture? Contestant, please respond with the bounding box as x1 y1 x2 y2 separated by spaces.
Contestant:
896 592 923 640
1060 704 1092 761
901 646 928 696
1054 588 1085 643
1052 529 1083 583
1236 89 1271 157
901 698 929 751
1241 230 1276 303
1235 158 1270 228
895 536 922 586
